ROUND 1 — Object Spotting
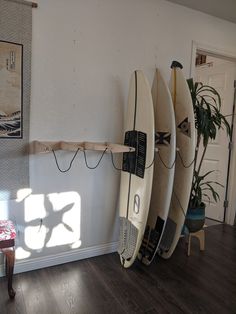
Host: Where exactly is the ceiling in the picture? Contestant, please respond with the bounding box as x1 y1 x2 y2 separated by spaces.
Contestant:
166 0 236 24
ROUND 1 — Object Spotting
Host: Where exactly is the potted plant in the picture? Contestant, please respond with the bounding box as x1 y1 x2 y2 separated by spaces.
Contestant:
185 78 231 232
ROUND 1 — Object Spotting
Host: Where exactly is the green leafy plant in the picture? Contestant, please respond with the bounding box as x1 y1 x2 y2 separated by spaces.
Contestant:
187 78 231 208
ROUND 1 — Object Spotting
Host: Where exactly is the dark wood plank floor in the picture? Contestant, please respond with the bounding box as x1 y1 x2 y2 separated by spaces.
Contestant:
0 224 236 314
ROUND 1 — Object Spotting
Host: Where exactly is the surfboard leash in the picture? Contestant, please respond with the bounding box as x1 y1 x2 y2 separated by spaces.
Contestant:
52 148 80 173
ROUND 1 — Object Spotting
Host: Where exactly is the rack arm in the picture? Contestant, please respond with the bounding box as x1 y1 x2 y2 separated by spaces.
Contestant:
30 141 135 154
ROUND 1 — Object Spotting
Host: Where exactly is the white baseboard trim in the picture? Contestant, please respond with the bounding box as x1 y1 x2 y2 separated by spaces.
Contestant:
0 241 118 277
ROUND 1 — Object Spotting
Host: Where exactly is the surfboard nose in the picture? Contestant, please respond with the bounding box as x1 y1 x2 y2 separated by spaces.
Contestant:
171 61 183 69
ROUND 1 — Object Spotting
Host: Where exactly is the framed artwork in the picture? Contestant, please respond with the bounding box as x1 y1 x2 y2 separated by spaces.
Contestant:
0 40 23 138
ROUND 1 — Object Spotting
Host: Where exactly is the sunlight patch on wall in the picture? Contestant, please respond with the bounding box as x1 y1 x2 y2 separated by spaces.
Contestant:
24 194 46 222
16 188 32 203
15 247 31 259
46 192 81 248
70 240 82 249
25 225 47 250
46 223 81 248
23 191 81 252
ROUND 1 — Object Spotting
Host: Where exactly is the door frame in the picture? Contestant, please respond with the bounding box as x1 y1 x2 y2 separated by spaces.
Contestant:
190 40 236 225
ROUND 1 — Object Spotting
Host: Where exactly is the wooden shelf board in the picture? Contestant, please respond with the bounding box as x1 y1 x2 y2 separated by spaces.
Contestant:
30 141 135 154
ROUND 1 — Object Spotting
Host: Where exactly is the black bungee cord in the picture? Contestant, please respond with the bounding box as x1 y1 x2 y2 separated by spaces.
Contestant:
52 148 80 173
83 147 108 169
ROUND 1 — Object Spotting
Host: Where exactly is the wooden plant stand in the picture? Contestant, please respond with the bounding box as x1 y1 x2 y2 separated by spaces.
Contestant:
186 229 205 256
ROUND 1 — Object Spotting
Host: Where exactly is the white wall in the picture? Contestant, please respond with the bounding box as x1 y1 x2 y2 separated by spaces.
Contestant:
1 0 236 274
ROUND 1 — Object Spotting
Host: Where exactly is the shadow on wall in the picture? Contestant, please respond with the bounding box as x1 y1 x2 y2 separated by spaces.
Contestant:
0 189 81 261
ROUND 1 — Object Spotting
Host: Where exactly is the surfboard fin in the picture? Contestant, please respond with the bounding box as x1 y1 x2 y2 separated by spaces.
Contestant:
139 226 161 265
159 218 176 253
118 217 138 260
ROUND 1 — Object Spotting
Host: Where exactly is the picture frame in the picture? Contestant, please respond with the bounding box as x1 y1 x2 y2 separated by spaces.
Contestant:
0 40 23 138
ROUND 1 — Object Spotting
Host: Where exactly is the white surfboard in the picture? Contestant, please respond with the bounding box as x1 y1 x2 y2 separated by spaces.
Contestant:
159 61 196 259
138 69 176 265
117 70 155 268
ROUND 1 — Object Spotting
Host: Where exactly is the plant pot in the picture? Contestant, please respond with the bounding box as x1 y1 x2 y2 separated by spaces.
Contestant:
185 203 205 233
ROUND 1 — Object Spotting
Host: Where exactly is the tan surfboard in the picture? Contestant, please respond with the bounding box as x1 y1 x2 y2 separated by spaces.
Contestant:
117 70 155 268
138 69 176 265
159 61 196 259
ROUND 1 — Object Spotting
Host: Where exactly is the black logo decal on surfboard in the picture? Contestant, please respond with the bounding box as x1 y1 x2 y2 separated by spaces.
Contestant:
122 130 147 178
133 194 140 214
155 132 171 146
178 118 191 138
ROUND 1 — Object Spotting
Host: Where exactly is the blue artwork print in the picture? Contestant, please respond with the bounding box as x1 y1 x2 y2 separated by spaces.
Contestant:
0 41 22 138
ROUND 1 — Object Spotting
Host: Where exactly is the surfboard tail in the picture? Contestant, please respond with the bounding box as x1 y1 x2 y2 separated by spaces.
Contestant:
138 217 165 265
117 217 138 260
159 218 176 254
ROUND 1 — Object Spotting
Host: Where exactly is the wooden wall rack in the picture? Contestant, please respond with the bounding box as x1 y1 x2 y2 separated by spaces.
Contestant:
30 141 135 154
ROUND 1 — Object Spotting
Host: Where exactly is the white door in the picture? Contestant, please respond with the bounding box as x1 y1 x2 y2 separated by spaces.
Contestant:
195 56 236 221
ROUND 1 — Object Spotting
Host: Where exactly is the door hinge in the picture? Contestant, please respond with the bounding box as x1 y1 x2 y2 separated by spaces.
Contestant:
224 200 229 209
